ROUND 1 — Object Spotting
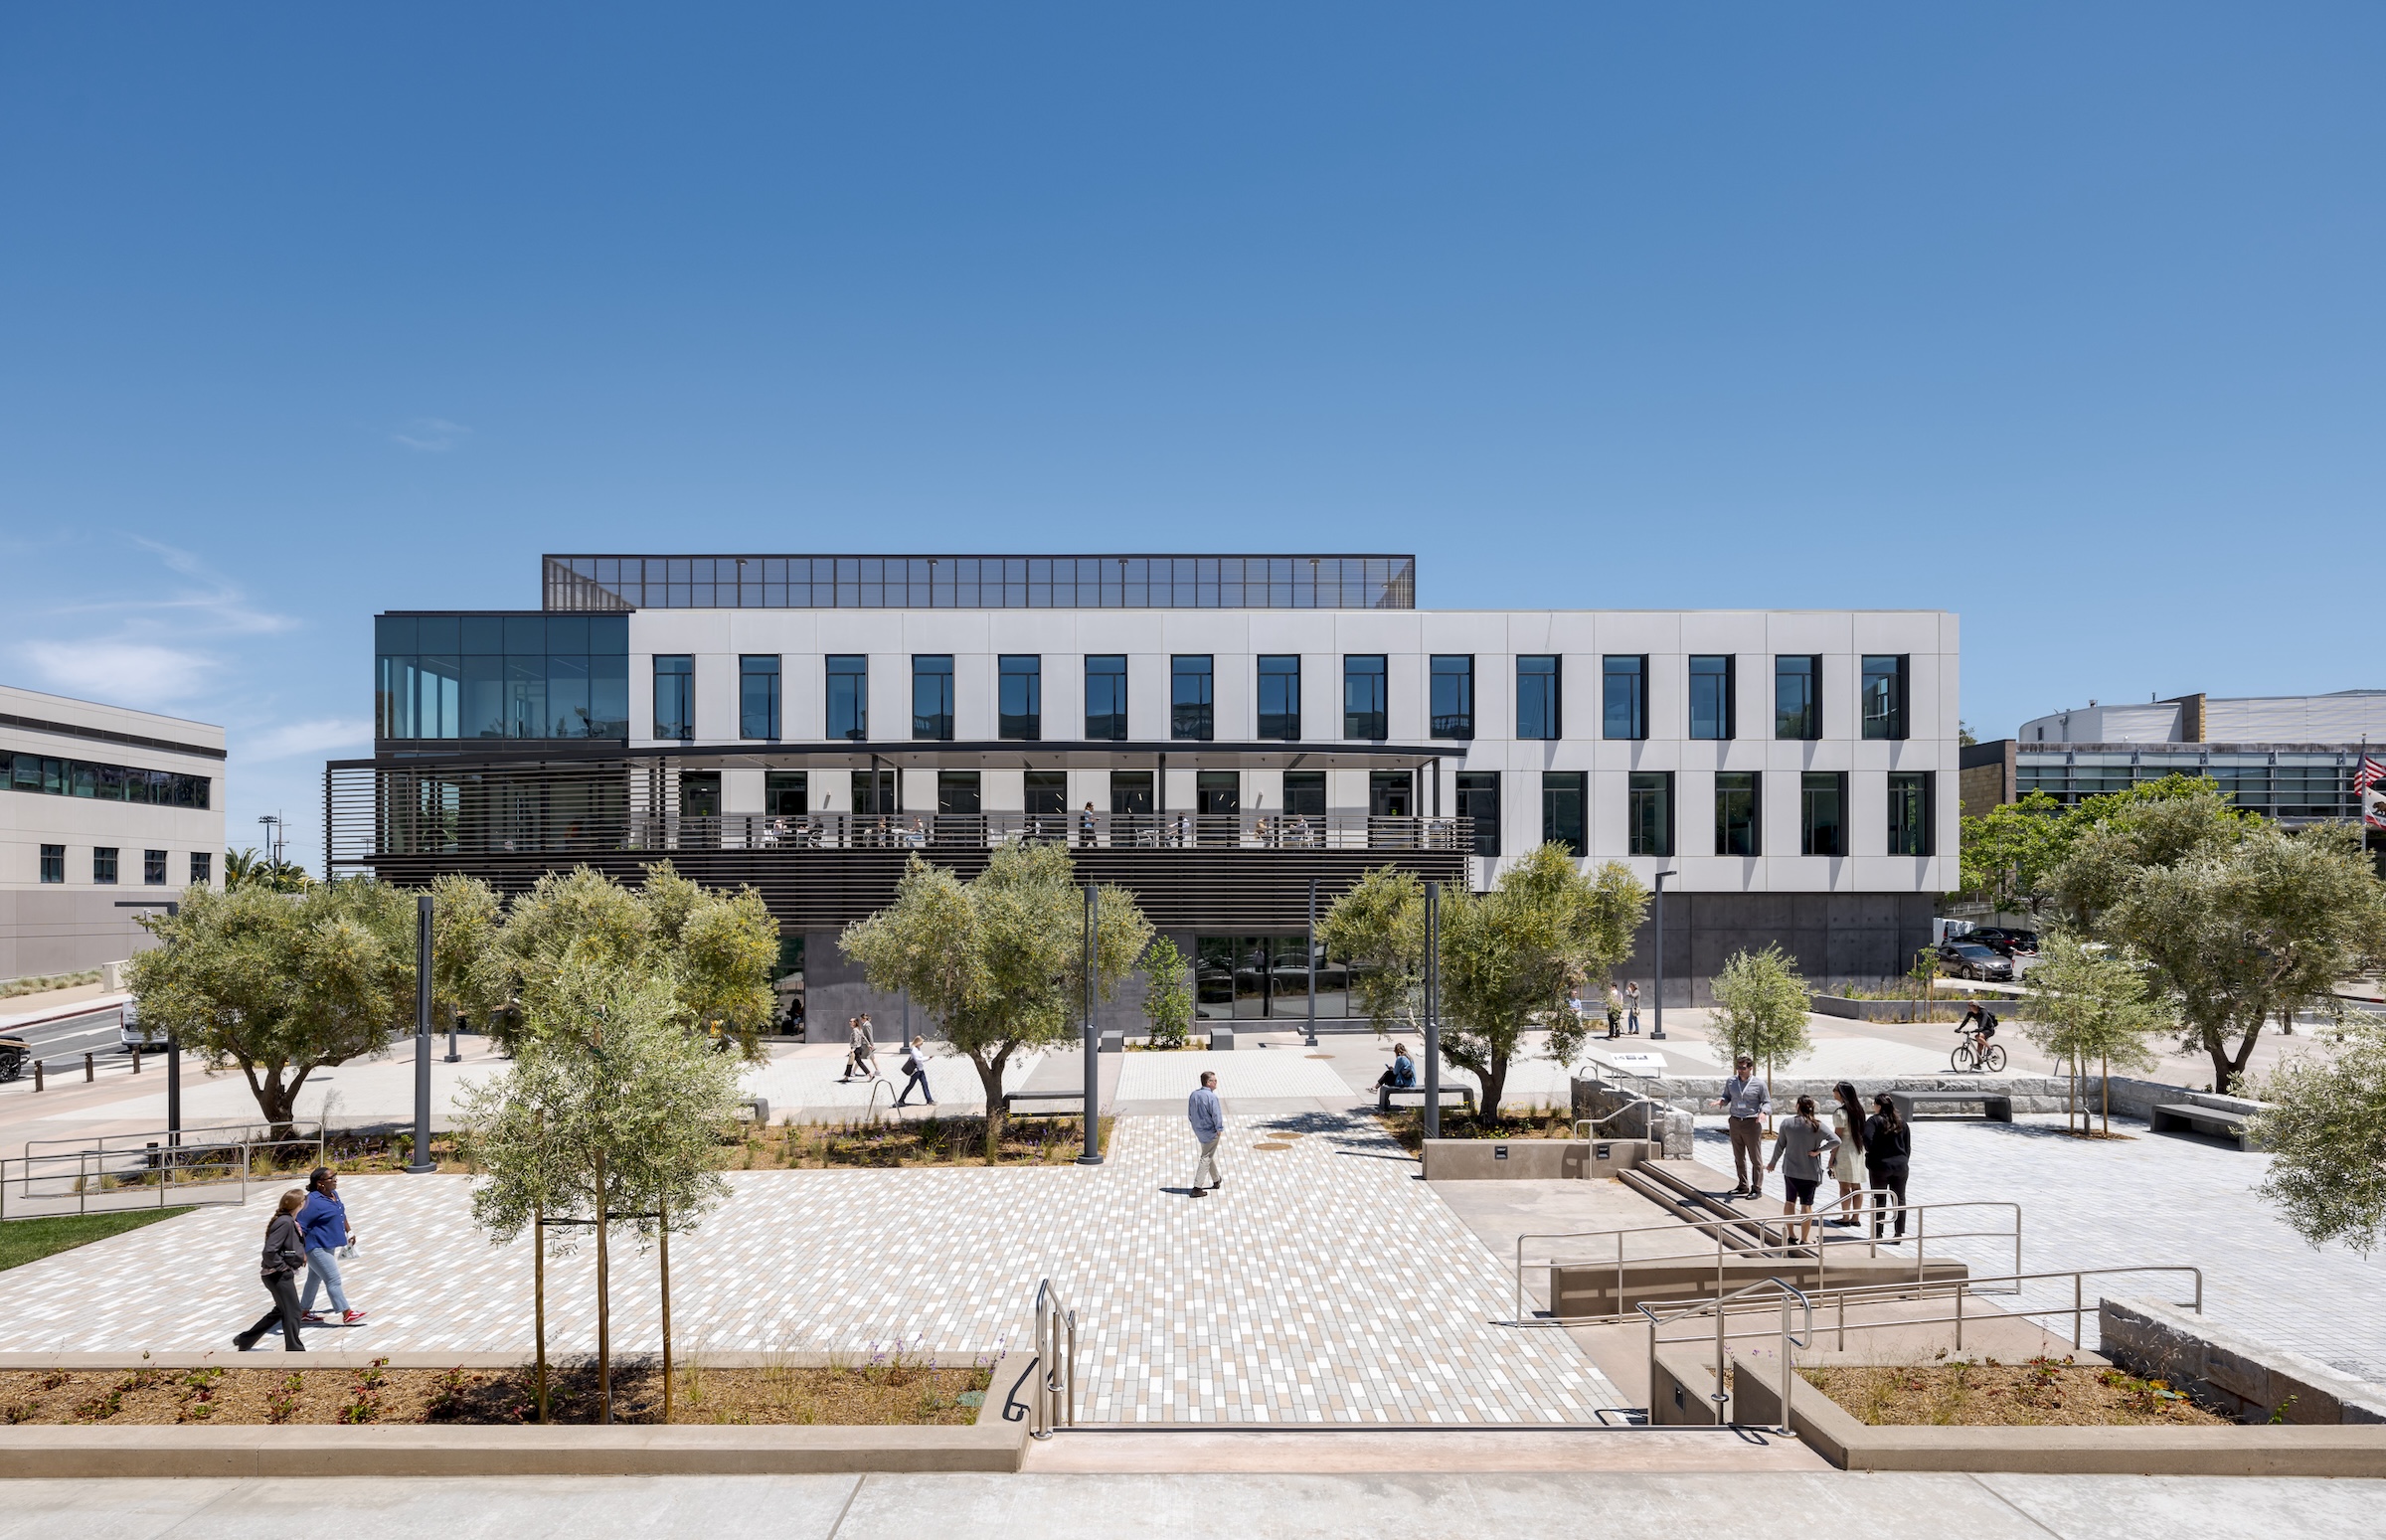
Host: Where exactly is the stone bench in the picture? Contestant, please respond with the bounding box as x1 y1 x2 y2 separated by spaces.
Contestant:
1890 1090 2013 1123
1001 1090 1086 1116
1378 1083 1476 1115
2151 1102 2256 1150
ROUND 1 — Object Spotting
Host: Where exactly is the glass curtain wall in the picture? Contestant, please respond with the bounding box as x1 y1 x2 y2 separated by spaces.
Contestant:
1257 655 1301 740
998 655 1041 740
1517 656 1561 740
376 613 627 741
1194 936 1356 1021
1086 655 1127 741
1344 656 1388 740
1430 656 1474 740
1689 655 1734 740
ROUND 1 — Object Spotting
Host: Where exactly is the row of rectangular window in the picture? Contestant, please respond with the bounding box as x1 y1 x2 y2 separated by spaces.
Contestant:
1455 770 1932 860
683 769 1405 820
8 754 212 809
37 847 211 885
677 652 1911 744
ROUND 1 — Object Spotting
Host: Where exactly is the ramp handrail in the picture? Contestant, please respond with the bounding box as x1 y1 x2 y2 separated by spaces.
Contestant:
1637 1276 1811 1433
0 1132 327 1221
1511 1197 2023 1324
1030 1278 1078 1439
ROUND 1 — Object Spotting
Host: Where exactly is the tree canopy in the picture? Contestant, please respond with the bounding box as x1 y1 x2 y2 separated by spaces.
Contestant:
1959 775 2234 921
1141 936 1194 1049
2249 1018 2386 1255
1706 944 1813 1112
2018 931 2171 1133
126 880 420 1130
838 843 1151 1120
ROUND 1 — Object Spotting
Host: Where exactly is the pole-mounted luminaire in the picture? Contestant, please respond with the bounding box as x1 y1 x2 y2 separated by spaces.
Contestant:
1651 870 1677 1040
1077 884 1103 1165
409 892 435 1172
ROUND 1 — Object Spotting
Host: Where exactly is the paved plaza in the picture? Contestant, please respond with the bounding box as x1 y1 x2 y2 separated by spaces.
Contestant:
0 1110 1619 1425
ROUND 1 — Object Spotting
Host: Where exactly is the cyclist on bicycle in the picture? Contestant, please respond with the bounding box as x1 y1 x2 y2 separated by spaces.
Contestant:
1958 1001 1998 1068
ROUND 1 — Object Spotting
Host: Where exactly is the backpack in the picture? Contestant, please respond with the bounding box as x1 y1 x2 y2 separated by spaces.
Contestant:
1981 1010 1999 1034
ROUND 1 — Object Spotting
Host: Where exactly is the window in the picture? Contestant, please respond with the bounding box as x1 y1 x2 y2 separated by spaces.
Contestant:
739 655 780 740
143 849 167 885
1627 772 1672 857
826 655 868 741
40 845 63 884
1542 772 1586 856
1888 770 1932 856
653 655 694 740
1172 656 1213 741
1024 770 1068 815
1801 771 1846 856
1517 656 1561 740
937 771 980 813
93 847 118 885
765 771 807 816
851 769 895 814
913 655 954 741
1862 655 1909 741
190 851 211 886
1431 656 1474 740
1197 770 1240 815
1604 655 1647 740
1109 770 1153 814
1369 771 1413 815
1776 655 1820 740
998 655 1042 741
1085 655 1128 741
7 754 210 808
1257 655 1301 741
1282 770 1325 817
1455 771 1500 857
1715 772 1760 856
1689 655 1734 741
1343 656 1388 740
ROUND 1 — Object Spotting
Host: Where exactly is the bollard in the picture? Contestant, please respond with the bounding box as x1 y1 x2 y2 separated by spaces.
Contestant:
84 1053 93 1083
34 1061 43 1093
131 1046 141 1075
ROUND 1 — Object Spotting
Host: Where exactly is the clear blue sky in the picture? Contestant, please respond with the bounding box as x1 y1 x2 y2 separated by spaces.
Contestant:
3 5 2379 871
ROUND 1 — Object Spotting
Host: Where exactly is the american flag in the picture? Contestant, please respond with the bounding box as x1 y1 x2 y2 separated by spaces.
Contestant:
2360 757 2386 829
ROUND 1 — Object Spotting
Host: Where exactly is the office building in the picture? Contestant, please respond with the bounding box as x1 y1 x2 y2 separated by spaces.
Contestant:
334 555 1960 1018
2 685 225 978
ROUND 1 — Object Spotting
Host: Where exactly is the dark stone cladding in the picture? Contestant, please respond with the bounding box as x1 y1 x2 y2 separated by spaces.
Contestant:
1620 891 1940 1006
354 845 1470 934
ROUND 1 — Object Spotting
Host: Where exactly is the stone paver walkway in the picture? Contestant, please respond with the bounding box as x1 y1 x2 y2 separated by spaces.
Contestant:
0 1112 1616 1424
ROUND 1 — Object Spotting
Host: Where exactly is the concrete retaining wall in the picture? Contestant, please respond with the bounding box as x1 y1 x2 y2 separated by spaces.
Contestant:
1420 1138 1657 1181
1584 1073 2084 1117
2100 1295 2386 1426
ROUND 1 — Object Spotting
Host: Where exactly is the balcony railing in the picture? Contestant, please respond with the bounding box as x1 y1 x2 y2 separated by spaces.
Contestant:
629 809 1471 854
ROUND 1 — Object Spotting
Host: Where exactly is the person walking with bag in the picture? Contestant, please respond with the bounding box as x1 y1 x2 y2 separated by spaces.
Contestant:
1187 1071 1225 1196
234 1189 311 1352
894 1035 937 1109
296 1167 365 1326
1766 1095 1840 1246
1864 1092 1914 1241
1825 1082 1868 1228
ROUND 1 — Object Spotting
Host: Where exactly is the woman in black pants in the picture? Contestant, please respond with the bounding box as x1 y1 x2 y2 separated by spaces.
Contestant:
1863 1092 1913 1241
234 1189 311 1352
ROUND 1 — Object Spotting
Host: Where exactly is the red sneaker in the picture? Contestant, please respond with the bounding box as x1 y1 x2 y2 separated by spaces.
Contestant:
342 1310 368 1325
300 1312 327 1324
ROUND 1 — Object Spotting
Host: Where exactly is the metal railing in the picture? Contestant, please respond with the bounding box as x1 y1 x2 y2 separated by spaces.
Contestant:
1643 1264 2203 1426
643 809 1475 854
1511 1198 2024 1324
0 1126 328 1222
1572 1100 1666 1144
1640 1277 1811 1434
1030 1278 1078 1439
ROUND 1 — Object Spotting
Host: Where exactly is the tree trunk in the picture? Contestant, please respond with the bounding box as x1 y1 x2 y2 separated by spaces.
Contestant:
659 1194 673 1426
596 1147 610 1426
970 1048 1009 1156
1477 1048 1508 1126
2101 1052 2111 1137
533 1202 549 1425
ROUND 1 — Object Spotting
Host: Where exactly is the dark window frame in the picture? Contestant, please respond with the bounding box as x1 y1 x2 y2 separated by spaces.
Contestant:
1689 654 1735 741
1281 770 1326 817
1257 655 1301 742
1171 655 1214 742
1627 770 1673 857
1862 655 1910 741
189 851 211 886
93 846 118 885
1085 655 1128 742
765 770 808 816
739 654 781 741
825 654 868 741
1888 770 1933 856
1517 655 1562 741
1542 771 1587 857
1715 771 1760 857
1604 655 1648 741
913 655 955 742
1800 770 1848 857
1455 770 1501 858
1776 655 1821 741
1430 655 1475 741
998 654 1042 742
1343 655 1388 741
143 848 168 885
652 654 695 741
40 844 64 884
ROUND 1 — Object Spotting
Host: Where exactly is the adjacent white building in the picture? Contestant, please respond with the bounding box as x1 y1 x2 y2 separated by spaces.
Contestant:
1 685 225 978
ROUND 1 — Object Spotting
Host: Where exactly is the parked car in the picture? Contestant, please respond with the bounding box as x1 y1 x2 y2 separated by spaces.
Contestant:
1934 941 2014 982
0 1034 26 1082
119 999 151 1053
1964 928 2041 957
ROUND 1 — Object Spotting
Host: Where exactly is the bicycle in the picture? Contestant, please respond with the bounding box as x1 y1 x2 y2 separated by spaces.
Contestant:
1950 1026 2006 1074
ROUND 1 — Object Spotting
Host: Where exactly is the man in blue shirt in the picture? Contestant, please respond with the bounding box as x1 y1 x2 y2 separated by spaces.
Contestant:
1188 1071 1225 1196
295 1167 365 1326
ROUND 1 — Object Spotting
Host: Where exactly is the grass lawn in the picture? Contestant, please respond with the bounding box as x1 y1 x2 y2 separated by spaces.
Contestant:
0 1208 194 1273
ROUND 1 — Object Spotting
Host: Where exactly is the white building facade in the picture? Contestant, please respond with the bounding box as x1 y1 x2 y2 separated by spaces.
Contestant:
1 685 225 978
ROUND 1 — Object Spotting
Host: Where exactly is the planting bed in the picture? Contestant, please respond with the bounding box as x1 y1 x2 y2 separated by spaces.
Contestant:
1800 1356 2229 1428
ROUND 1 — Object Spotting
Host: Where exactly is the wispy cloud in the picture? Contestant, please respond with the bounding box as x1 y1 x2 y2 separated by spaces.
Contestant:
21 640 217 708
392 418 472 452
243 717 374 762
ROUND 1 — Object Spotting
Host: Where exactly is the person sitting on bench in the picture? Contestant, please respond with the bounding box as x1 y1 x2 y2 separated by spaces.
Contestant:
1374 1044 1418 1093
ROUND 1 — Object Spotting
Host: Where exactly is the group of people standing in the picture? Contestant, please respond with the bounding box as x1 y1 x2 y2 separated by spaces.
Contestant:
1715 1057 1914 1244
1571 981 1643 1039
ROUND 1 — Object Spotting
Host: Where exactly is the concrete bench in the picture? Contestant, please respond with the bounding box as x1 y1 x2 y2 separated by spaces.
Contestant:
1890 1090 2013 1123
1378 1083 1477 1115
1001 1090 1086 1116
1207 1026 1235 1051
2151 1102 2256 1150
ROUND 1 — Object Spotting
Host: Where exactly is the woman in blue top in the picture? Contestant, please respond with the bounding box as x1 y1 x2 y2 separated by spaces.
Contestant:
295 1167 366 1326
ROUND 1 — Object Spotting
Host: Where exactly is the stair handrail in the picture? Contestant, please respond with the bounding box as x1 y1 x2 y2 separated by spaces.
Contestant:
1637 1276 1810 1433
1030 1277 1078 1439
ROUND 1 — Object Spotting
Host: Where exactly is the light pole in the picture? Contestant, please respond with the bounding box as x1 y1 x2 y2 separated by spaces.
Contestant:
1305 878 1318 1049
409 893 435 1172
1077 884 1102 1165
256 814 280 867
1423 880 1442 1139
1651 869 1678 1041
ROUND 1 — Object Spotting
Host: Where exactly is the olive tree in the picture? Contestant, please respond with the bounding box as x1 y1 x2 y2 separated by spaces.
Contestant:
1706 945 1813 1121
2249 1020 2386 1254
457 954 738 1423
2018 931 2171 1135
839 843 1151 1130
127 880 421 1133
1316 865 1427 1038
1140 937 1194 1049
